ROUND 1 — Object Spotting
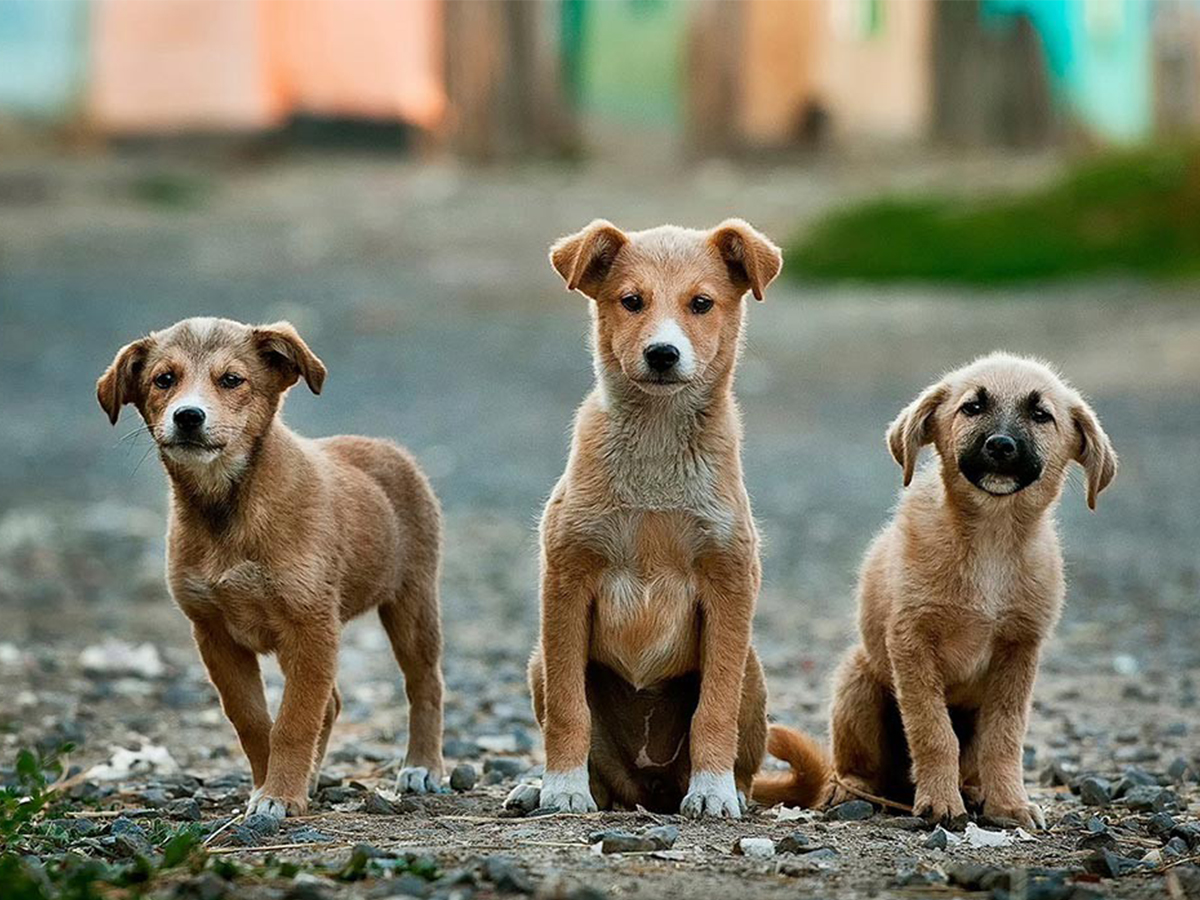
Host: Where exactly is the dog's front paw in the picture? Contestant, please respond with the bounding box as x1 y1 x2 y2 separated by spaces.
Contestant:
983 796 1045 831
913 780 967 826
537 767 597 813
681 770 743 819
247 787 307 819
396 765 442 794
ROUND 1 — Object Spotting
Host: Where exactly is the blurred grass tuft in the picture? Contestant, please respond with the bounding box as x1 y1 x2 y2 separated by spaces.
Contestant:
128 171 210 210
787 145 1200 285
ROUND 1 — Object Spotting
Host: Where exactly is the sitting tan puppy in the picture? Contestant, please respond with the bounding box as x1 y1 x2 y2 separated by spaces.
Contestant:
759 353 1116 829
97 318 445 818
505 219 782 818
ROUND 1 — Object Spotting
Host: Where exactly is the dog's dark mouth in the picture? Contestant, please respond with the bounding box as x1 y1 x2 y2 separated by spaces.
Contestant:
958 461 1042 496
161 440 226 453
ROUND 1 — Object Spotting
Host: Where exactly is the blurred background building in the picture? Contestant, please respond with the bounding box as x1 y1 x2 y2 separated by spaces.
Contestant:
2 0 1198 159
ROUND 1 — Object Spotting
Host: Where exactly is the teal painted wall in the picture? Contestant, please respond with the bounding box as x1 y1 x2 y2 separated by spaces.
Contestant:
984 0 1153 142
0 0 88 118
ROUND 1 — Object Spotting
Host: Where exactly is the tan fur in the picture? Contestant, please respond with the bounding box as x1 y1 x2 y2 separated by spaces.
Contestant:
762 353 1116 829
97 318 445 817
514 220 781 817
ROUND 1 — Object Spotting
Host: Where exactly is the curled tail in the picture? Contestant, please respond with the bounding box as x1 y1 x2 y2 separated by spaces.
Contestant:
751 724 832 809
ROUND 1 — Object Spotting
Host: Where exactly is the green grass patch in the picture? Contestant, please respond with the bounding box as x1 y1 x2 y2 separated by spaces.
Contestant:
787 145 1200 285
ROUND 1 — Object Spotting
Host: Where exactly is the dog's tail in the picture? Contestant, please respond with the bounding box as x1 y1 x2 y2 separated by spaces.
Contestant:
751 724 832 809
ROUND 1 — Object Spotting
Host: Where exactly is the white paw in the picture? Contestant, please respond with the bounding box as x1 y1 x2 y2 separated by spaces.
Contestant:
503 782 542 814
538 767 597 813
395 765 441 794
247 787 300 819
681 770 742 819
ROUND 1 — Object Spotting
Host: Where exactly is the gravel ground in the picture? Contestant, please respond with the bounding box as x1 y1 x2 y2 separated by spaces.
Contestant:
0 150 1198 899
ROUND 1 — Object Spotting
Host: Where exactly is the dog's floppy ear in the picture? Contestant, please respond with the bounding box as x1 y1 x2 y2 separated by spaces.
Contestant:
886 381 948 486
1071 399 1117 510
549 219 628 299
253 322 327 395
710 219 783 301
97 338 151 425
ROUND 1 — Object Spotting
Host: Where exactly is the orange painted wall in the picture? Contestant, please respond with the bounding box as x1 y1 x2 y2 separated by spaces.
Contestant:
88 0 444 134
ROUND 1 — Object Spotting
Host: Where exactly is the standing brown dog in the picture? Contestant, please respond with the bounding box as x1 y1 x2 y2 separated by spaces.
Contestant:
505 220 781 818
97 317 445 818
756 353 1116 829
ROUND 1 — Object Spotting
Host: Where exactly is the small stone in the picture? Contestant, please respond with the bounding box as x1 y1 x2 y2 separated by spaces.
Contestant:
776 832 811 854
796 847 838 862
484 757 525 779
483 856 534 894
888 816 934 831
734 837 775 859
1039 761 1074 787
591 825 677 854
946 864 1010 892
1168 758 1195 783
1173 824 1200 849
825 799 874 821
1085 816 1107 833
924 826 959 850
164 798 202 821
1124 786 1177 812
173 873 229 900
363 790 415 815
286 826 333 844
643 825 679 849
1166 837 1190 858
597 832 656 854
1079 776 1112 806
1147 812 1177 837
450 763 478 792
1078 831 1118 851
315 771 341 790
1084 849 1154 878
242 812 281 836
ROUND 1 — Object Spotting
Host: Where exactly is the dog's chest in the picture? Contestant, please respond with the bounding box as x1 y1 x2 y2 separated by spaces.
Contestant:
589 511 704 689
172 561 281 654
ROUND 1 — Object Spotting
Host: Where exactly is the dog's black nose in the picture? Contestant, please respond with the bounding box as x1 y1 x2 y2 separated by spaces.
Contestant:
644 343 680 374
984 434 1018 461
173 406 206 431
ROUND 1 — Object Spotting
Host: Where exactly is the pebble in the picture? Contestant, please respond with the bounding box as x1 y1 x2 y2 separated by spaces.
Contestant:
1169 757 1196 783
946 863 1010 892
482 856 534 894
450 763 478 792
825 799 874 821
173 872 230 900
1077 831 1118 851
1084 849 1156 878
363 790 416 815
1123 786 1177 812
734 837 775 859
591 825 677 854
1147 812 1177 836
242 812 281 836
164 798 202 821
287 826 334 844
776 832 811 854
924 826 959 850
1078 776 1112 806
483 757 525 779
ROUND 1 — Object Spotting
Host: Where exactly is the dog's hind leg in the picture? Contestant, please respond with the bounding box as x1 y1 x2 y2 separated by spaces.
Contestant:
829 646 906 806
310 684 342 796
379 578 445 794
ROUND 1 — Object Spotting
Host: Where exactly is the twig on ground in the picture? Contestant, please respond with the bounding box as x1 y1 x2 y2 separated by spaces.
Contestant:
202 811 244 847
832 776 915 814
208 840 353 856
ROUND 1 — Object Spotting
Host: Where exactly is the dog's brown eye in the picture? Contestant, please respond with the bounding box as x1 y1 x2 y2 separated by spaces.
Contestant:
153 372 176 390
1031 407 1053 424
690 295 714 315
219 373 245 390
960 400 984 417
620 294 644 313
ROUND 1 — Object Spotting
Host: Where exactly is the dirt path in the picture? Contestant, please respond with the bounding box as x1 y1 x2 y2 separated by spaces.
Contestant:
1 153 1198 899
